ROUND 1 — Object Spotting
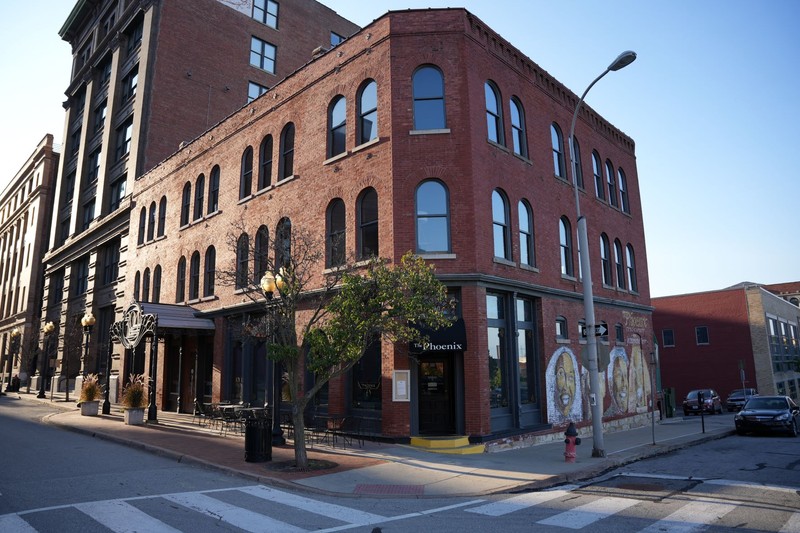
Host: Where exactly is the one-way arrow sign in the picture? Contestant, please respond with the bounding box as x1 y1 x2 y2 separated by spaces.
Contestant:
581 324 608 337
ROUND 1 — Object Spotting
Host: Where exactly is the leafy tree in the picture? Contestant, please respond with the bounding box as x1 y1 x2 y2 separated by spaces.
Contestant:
220 221 453 469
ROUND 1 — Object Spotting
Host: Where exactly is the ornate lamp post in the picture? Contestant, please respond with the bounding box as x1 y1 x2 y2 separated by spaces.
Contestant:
2 327 21 395
568 50 637 457
81 311 96 377
38 322 55 398
260 270 286 446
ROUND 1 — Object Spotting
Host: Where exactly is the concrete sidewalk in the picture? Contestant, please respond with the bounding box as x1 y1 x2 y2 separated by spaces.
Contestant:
9 391 735 497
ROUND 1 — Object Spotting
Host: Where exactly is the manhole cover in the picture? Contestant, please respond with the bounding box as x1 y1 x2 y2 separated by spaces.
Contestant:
615 482 667 492
577 475 697 501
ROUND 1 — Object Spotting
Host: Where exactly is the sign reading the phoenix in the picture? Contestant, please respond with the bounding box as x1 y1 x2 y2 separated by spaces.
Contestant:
113 301 157 350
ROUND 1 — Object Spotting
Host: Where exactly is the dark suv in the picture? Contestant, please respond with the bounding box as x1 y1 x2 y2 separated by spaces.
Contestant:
682 389 723 415
726 388 757 412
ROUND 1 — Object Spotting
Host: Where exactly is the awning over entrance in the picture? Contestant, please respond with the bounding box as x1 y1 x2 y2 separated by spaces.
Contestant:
410 317 467 354
139 303 215 333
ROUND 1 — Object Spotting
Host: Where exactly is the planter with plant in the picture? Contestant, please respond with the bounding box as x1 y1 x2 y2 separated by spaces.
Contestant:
78 373 102 416
121 373 147 425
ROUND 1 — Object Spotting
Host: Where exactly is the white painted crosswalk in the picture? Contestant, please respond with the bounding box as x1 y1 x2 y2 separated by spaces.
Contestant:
2 481 798 532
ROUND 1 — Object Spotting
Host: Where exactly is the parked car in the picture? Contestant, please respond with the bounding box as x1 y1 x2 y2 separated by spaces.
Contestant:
682 389 723 415
726 388 758 412
734 396 799 437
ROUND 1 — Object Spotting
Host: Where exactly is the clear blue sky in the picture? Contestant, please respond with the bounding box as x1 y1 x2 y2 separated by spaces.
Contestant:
1 0 798 298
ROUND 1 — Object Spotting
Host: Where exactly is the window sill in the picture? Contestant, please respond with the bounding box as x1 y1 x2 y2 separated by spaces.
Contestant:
410 128 450 135
561 274 577 282
487 140 509 153
493 257 516 267
323 151 350 165
512 152 532 165
418 252 456 260
556 338 570 344
277 174 298 184
199 295 218 303
352 137 381 152
519 263 538 273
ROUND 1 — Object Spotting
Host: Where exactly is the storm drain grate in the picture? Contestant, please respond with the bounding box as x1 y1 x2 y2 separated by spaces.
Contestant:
577 475 699 502
354 484 425 495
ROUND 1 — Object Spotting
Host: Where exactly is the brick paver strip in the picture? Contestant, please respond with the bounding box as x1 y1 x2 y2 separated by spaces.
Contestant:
354 484 424 495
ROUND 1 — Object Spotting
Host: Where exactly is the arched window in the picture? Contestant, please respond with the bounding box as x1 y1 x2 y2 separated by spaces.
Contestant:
180 182 191 226
618 168 629 213
189 251 200 300
592 151 605 200
572 136 584 189
510 97 527 158
176 257 186 303
556 316 568 339
194 174 205 220
357 188 378 259
485 81 503 145
600 233 612 286
208 165 220 214
518 199 534 267
204 246 216 297
137 207 146 245
606 159 618 208
358 80 378 145
614 239 626 289
133 271 141 301
152 265 162 303
236 233 249 289
142 267 151 303
258 135 273 190
559 216 573 277
157 196 167 237
412 65 445 130
415 180 450 253
492 189 511 260
551 123 565 178
279 122 295 181
147 202 156 241
275 218 291 269
626 244 638 292
254 226 269 280
328 96 346 158
240 146 253 199
326 198 346 267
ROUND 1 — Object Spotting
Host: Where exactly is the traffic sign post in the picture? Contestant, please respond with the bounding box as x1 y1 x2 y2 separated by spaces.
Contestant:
581 324 608 338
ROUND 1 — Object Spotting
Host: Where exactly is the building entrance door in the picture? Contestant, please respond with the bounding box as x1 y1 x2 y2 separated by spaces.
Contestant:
418 354 455 435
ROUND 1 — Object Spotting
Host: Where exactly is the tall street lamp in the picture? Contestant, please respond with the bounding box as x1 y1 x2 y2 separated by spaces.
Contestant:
81 311 96 377
38 322 55 398
568 50 637 458
260 270 287 446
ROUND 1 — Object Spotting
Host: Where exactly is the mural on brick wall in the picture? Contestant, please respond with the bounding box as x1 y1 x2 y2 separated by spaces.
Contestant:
546 347 582 425
581 364 607 421
627 338 652 413
606 347 629 416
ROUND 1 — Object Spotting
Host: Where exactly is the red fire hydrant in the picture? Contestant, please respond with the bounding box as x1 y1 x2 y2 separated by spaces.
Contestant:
564 422 581 463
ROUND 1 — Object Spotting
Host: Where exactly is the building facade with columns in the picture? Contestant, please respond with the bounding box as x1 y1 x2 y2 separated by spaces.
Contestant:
38 0 359 396
126 8 654 443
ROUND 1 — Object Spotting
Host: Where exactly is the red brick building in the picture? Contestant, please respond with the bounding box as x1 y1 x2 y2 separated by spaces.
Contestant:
129 8 653 443
653 284 800 407
39 0 358 397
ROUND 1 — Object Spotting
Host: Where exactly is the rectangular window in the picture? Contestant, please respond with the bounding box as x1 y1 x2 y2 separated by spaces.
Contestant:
81 200 95 230
487 293 508 409
662 329 675 347
115 119 133 161
695 326 709 345
73 257 89 296
102 241 120 285
331 31 345 47
516 297 537 405
109 174 127 211
253 0 278 29
126 19 143 56
556 317 568 340
250 37 276 74
86 148 102 183
248 81 267 102
121 69 138 102
93 101 107 134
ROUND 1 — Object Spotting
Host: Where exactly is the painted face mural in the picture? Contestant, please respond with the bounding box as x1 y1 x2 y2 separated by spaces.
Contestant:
546 347 582 424
581 366 607 421
627 342 652 412
606 348 629 416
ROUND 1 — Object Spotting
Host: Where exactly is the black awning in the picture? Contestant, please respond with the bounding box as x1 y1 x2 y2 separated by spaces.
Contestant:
410 317 467 353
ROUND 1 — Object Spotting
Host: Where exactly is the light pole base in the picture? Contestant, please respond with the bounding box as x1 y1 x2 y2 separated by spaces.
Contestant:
591 448 606 458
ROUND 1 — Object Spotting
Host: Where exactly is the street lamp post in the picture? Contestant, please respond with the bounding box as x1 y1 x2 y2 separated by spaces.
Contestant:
568 50 636 458
81 311 96 377
260 270 287 446
38 322 55 398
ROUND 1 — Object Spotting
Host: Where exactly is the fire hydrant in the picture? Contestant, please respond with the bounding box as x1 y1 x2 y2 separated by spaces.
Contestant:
564 422 581 463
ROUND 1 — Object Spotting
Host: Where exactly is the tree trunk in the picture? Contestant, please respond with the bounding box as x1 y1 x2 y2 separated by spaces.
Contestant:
292 404 309 469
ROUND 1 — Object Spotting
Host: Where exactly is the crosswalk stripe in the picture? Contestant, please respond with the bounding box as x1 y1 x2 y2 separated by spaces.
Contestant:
636 500 737 533
164 492 305 533
0 514 37 532
75 500 182 533
779 512 800 533
465 485 579 517
537 496 640 529
238 485 386 525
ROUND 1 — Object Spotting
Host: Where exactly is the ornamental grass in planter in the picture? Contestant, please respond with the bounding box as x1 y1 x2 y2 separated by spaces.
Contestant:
78 374 102 416
121 374 147 425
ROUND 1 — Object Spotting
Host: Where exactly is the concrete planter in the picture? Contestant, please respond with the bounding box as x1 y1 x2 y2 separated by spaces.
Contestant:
80 400 100 416
124 408 145 425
